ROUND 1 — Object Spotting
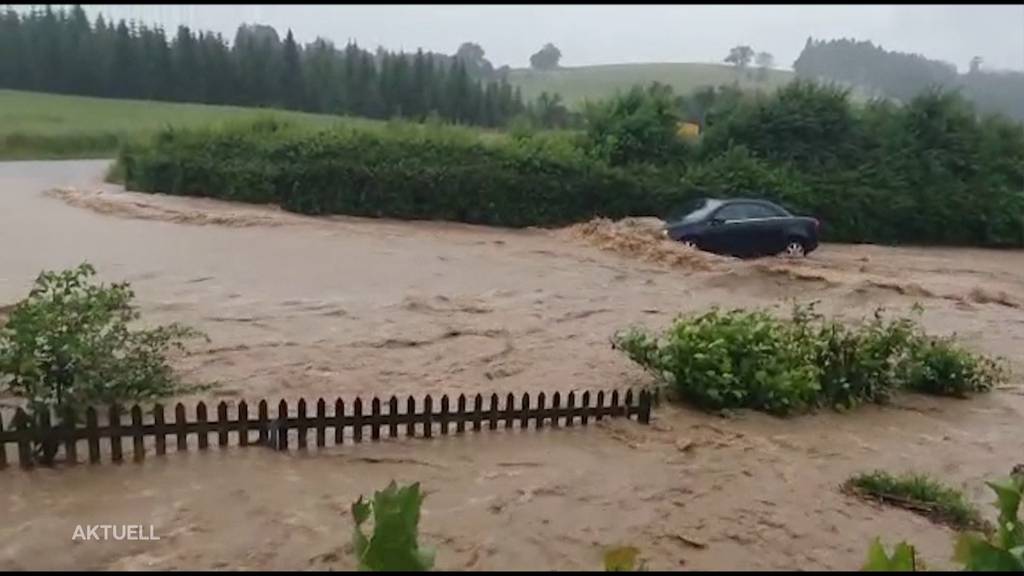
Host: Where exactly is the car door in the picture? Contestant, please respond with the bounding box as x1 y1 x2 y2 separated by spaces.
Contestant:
706 203 756 256
742 203 788 256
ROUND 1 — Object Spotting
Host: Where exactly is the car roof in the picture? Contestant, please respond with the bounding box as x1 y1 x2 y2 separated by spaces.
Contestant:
714 197 781 206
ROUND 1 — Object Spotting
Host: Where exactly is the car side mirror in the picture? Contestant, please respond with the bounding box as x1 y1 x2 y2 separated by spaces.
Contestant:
709 217 724 226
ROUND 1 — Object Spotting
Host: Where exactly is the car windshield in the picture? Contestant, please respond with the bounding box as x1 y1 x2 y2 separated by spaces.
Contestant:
671 199 723 224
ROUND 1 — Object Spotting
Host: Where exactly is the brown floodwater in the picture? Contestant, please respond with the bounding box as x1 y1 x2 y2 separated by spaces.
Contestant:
0 160 1021 570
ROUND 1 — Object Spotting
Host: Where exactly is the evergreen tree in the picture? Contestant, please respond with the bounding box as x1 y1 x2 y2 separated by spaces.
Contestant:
0 7 535 127
280 29 304 109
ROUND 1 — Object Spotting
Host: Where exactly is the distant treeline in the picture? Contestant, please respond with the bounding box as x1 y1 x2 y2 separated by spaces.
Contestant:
794 37 1024 121
0 5 528 127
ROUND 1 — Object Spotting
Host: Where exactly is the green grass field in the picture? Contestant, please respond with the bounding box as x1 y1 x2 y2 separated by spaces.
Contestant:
3 63 798 160
0 89 377 160
508 62 796 108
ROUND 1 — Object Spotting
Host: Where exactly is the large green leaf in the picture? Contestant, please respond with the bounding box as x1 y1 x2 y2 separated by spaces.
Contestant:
604 546 641 572
352 481 435 572
863 538 917 571
955 534 1024 572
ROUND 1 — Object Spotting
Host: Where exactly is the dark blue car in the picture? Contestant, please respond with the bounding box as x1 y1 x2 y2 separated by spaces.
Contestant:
663 198 820 258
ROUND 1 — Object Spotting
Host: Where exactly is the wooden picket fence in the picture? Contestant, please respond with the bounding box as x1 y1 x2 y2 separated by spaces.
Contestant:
0 388 652 469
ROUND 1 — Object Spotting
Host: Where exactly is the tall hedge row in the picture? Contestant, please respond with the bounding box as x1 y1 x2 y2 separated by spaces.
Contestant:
119 120 690 228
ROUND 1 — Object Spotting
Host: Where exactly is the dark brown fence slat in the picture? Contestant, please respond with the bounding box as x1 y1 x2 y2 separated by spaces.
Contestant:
334 399 344 445
62 406 77 465
388 396 399 439
581 391 591 426
625 389 635 419
488 394 499 430
196 402 209 450
37 409 55 464
504 393 514 430
238 401 249 447
131 405 145 462
596 391 606 421
352 398 363 443
456 394 467 434
86 407 100 463
297 399 308 449
566 392 576 427
217 402 229 447
472 394 483 432
440 395 450 435
405 397 415 437
277 400 289 451
258 400 269 445
175 403 188 451
370 398 381 442
153 404 167 455
638 390 651 424
0 411 7 468
14 409 31 468
316 399 327 448
422 395 433 439
535 392 546 429
520 393 530 429
109 405 123 463
551 392 562 428
611 390 621 418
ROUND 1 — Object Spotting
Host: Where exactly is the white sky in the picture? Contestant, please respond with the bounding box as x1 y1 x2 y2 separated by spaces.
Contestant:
54 4 1024 72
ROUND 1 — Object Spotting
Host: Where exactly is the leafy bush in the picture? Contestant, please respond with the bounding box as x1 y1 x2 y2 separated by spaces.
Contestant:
845 471 989 532
863 471 1024 572
613 303 1006 416
352 481 435 572
906 337 1005 397
581 82 689 167
0 263 204 462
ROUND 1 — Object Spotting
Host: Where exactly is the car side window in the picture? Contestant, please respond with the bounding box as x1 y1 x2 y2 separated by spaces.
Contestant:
714 204 751 221
745 204 782 219
716 203 781 221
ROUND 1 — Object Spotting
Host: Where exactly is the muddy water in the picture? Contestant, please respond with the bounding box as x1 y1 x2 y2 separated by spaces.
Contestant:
1 160 1022 570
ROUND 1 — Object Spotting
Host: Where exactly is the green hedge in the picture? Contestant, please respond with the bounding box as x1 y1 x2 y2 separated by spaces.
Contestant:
119 120 691 228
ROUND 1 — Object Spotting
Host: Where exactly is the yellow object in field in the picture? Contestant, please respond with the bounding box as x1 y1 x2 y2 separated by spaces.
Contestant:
677 121 701 140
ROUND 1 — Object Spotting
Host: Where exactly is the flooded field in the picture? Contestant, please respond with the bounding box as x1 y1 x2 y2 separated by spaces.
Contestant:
1 160 1022 570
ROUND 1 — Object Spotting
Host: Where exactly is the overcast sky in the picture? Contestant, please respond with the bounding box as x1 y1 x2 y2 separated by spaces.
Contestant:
74 4 1024 73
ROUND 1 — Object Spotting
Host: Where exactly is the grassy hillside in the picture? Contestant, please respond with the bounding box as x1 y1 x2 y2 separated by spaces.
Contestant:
0 90 376 160
508 62 795 108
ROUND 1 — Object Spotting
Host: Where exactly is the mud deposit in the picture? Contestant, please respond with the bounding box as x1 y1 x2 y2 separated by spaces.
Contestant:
1 160 1022 570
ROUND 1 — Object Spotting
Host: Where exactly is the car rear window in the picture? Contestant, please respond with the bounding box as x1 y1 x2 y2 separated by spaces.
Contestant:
677 199 723 223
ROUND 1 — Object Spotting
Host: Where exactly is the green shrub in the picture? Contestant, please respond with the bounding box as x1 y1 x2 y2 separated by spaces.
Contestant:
352 481 435 572
581 82 690 167
845 471 989 532
613 307 820 415
613 304 1006 416
906 337 1005 397
0 263 205 463
863 471 1024 572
